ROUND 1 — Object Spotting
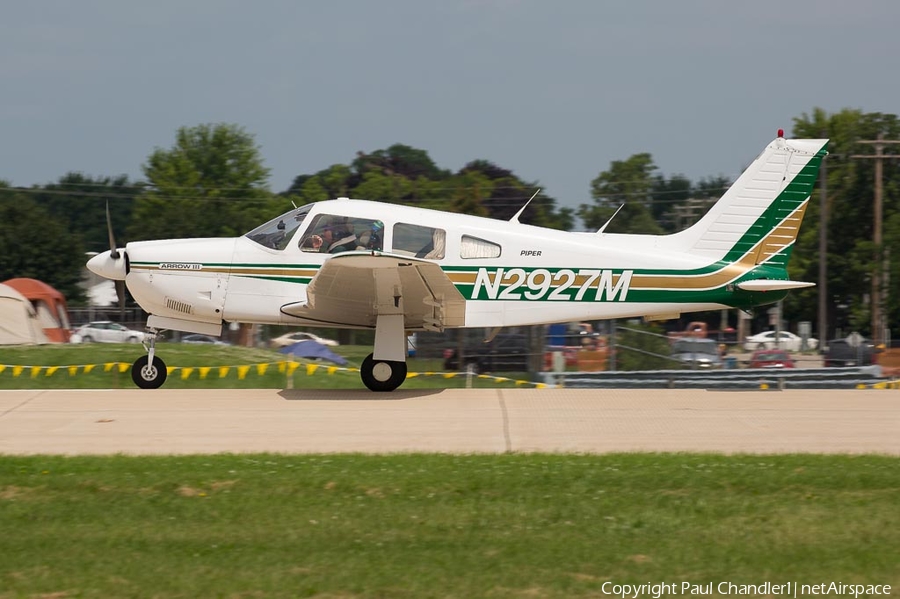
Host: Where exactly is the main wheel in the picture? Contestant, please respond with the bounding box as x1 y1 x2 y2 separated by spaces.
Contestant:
360 353 407 392
131 355 168 389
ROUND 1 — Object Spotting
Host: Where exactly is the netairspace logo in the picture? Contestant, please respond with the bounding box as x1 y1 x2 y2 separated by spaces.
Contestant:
599 581 892 598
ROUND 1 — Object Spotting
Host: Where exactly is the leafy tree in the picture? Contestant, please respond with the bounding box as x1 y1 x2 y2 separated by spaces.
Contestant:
650 173 692 229
448 171 492 217
339 144 450 206
694 175 731 199
351 170 414 204
459 160 573 229
579 153 663 234
29 173 139 254
294 176 330 204
351 144 449 183
130 123 277 241
285 164 351 199
0 189 86 302
459 160 521 220
789 108 900 338
284 145 574 230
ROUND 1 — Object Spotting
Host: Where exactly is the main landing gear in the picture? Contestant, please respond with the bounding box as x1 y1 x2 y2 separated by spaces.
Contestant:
360 354 407 392
131 327 167 389
360 314 409 392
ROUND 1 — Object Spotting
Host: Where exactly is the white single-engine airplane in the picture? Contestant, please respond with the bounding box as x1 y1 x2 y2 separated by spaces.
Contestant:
88 132 827 391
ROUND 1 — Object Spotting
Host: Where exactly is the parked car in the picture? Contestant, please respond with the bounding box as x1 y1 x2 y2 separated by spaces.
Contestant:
270 331 339 348
749 349 795 368
823 338 880 367
743 330 818 352
72 321 144 343
671 338 723 369
181 334 228 345
443 333 530 373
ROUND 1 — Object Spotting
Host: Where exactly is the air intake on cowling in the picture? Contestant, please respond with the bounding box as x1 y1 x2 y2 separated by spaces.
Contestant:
166 298 194 315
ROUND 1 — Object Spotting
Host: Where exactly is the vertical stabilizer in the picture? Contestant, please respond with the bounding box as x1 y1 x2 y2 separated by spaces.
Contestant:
665 136 828 266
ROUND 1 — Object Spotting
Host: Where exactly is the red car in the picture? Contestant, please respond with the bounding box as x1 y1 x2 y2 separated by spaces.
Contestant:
749 349 795 368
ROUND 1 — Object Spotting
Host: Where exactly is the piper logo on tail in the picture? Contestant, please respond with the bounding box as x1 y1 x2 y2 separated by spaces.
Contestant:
471 268 633 301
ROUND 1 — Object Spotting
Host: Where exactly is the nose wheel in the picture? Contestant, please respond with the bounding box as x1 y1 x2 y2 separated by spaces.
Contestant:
131 327 167 389
360 353 407 392
131 354 168 389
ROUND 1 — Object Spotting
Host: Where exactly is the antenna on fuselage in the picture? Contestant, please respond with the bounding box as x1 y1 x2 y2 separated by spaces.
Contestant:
596 204 625 234
509 189 541 223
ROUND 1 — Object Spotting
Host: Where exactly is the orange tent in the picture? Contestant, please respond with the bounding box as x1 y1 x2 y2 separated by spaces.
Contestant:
3 278 72 343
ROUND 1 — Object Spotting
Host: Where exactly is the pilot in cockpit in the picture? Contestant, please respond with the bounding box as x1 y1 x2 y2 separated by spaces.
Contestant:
300 217 383 253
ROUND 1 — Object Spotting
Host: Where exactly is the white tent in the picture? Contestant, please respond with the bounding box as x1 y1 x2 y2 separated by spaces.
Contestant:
0 284 48 345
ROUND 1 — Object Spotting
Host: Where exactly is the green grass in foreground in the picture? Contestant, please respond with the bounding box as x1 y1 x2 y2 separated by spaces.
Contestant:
0 343 535 390
1 454 898 597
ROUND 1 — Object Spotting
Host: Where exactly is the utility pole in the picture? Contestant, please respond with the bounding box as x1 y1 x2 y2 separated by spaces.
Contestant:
818 153 828 344
851 134 900 345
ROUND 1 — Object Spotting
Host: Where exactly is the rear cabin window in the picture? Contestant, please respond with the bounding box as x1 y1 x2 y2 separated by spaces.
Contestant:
460 235 501 259
392 223 445 259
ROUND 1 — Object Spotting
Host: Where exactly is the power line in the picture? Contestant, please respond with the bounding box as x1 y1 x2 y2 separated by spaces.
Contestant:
2 182 734 206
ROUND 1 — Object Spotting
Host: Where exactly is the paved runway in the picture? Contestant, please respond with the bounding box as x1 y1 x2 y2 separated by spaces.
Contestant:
0 388 897 455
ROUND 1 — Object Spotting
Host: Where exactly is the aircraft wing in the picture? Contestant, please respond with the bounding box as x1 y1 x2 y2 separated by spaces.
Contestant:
280 253 466 330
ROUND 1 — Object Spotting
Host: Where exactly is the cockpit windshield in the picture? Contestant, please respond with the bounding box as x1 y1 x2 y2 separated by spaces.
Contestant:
245 205 312 250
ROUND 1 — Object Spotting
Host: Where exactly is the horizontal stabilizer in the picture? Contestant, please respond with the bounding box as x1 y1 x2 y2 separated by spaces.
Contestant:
736 280 815 292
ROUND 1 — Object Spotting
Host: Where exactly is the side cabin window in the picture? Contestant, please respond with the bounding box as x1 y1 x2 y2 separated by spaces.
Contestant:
299 214 384 253
392 223 445 259
245 206 311 251
460 235 501 259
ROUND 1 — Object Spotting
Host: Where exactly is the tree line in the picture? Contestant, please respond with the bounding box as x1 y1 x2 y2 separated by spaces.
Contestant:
1 109 898 341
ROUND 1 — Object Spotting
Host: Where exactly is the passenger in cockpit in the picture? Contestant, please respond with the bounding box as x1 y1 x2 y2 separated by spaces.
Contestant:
355 221 383 251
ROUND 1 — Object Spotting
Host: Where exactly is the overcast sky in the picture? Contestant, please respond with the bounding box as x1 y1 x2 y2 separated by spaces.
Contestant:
2 1 898 218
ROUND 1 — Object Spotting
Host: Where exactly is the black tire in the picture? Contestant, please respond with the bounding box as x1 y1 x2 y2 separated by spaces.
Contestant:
131 355 168 389
81 336 93 343
360 353 407 392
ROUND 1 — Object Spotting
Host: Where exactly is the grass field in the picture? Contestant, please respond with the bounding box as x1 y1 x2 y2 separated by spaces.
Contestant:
0 343 536 390
1 453 897 597
3 346 897 597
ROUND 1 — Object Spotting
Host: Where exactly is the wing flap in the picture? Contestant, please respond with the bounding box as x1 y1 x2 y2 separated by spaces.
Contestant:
281 253 466 329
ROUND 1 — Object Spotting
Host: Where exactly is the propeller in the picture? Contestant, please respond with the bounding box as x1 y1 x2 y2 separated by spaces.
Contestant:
106 202 120 260
105 201 127 312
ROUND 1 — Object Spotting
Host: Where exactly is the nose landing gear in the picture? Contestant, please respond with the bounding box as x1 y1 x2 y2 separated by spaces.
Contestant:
131 328 167 389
